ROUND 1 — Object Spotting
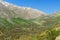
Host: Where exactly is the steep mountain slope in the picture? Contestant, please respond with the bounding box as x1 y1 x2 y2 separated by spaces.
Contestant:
0 1 46 20
37 23 60 40
0 1 49 40
37 12 60 40
0 1 60 40
52 12 60 21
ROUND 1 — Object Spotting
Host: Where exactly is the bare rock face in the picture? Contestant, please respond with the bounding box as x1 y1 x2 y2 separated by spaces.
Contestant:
0 1 46 19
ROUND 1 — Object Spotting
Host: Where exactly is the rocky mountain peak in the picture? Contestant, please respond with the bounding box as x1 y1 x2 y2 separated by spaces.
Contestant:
0 1 47 19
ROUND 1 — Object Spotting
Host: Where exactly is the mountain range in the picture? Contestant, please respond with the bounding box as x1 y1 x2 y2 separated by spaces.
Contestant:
0 1 60 40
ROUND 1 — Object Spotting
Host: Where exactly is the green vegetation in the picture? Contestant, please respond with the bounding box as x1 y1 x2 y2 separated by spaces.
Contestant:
0 13 60 40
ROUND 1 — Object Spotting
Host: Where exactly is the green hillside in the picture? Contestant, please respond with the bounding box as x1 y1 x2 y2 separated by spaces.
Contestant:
0 17 46 40
0 13 60 40
0 1 60 40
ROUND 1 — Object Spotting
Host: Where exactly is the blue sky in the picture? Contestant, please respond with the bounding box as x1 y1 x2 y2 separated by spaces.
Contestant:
4 0 60 14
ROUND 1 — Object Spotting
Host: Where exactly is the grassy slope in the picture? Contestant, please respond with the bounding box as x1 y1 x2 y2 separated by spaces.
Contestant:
0 13 60 40
0 17 44 40
36 13 60 40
